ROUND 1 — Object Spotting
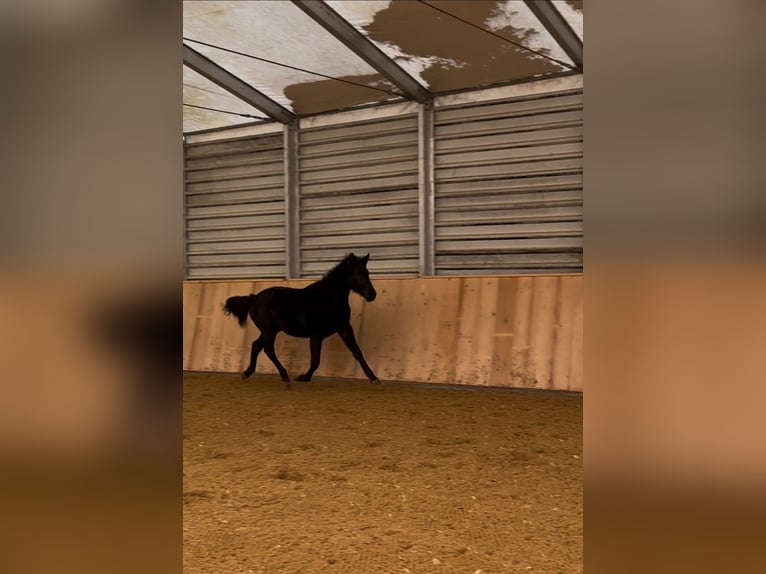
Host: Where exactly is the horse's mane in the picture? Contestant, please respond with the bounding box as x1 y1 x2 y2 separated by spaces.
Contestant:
320 253 355 285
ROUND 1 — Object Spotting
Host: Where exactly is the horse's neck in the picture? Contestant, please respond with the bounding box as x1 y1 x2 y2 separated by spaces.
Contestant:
310 277 350 302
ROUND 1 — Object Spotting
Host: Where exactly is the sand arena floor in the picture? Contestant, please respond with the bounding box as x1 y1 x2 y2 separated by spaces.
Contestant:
184 373 582 574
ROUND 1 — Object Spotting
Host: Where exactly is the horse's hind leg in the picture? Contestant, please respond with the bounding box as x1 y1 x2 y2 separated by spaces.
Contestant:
242 335 264 380
262 334 291 389
296 335 322 382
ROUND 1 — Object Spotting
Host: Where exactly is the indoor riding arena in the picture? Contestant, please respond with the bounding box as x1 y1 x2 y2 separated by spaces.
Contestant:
183 2 583 573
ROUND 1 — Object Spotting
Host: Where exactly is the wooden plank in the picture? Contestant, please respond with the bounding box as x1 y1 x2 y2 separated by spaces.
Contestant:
454 277 494 385
567 277 584 391
206 283 241 371
395 279 428 382
490 277 519 387
551 276 576 391
508 277 535 387
182 282 204 370
528 276 559 389
435 277 463 384
473 277 500 386
418 279 450 382
187 283 221 371
372 279 405 381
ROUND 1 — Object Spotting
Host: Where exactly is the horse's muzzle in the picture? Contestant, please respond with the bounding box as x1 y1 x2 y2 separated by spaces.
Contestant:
364 288 377 302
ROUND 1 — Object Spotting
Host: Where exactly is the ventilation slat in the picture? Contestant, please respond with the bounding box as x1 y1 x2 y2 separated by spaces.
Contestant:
184 134 285 279
434 90 583 275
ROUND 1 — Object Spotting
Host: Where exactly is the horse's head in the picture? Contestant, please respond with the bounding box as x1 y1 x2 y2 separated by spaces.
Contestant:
347 253 377 302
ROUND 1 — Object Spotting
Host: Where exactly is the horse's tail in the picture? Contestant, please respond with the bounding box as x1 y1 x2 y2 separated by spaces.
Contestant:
223 294 254 327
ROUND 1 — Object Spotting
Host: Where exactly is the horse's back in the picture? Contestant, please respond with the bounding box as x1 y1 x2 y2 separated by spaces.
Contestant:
250 284 348 338
253 285 302 304
249 286 309 336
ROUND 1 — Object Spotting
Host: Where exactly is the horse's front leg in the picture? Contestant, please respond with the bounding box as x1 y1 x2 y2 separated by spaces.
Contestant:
337 324 379 384
296 335 323 382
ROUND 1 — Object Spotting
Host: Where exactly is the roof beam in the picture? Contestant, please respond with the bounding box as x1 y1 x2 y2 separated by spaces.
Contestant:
290 0 430 103
523 0 582 70
183 44 296 124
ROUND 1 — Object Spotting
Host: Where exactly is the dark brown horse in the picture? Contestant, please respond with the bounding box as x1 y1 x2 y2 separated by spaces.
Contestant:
223 253 379 389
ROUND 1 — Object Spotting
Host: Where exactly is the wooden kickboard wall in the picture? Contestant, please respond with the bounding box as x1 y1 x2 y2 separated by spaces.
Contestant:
183 275 583 392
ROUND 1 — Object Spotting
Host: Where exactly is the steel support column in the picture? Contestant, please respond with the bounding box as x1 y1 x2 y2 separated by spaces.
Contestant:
284 121 301 278
418 100 435 276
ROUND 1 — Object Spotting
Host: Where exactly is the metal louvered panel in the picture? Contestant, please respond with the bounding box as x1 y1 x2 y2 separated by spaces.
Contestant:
298 115 420 277
433 89 583 275
184 133 286 279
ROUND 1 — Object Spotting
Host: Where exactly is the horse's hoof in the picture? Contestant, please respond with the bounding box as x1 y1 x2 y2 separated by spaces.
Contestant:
241 371 252 380
296 374 311 382
371 379 381 385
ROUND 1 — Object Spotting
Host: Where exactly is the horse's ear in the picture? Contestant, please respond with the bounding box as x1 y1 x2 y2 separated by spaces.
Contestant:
361 253 370 264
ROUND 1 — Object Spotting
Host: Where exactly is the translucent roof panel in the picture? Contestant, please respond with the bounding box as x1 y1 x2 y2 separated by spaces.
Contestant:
328 0 575 93
182 1 582 133
553 0 583 41
183 67 267 132
183 1 402 116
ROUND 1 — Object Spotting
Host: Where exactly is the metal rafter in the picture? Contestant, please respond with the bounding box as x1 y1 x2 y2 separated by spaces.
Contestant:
290 0 430 103
523 0 583 70
183 44 296 124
